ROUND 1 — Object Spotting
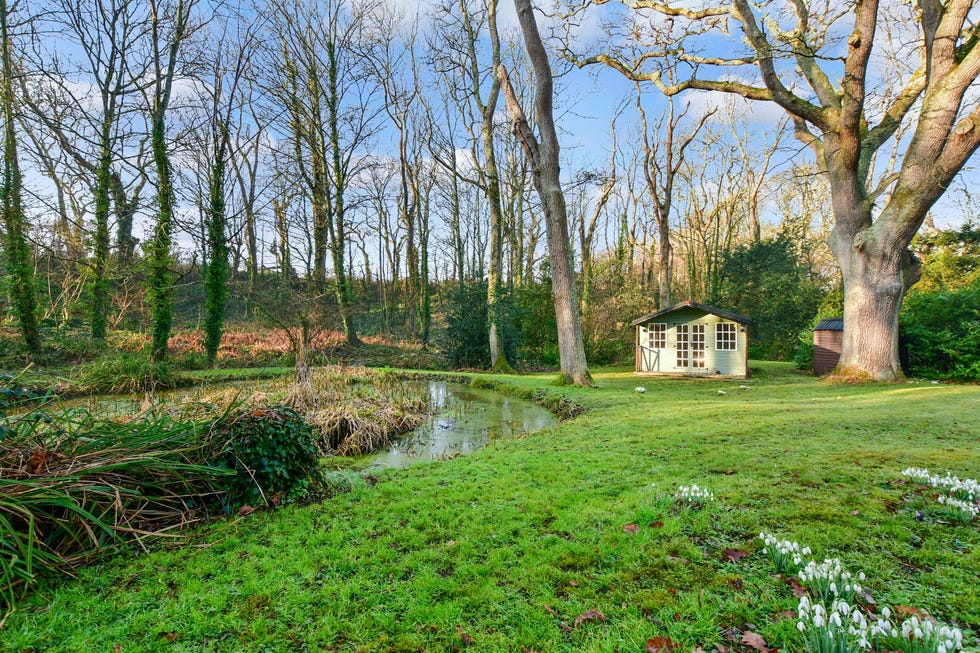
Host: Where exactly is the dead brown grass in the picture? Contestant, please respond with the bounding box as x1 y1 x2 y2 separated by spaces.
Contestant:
283 368 429 456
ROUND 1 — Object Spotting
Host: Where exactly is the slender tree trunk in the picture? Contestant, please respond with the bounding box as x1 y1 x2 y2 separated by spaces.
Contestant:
147 114 176 362
91 134 113 342
499 0 592 386
656 212 671 307
203 135 228 367
325 38 358 345
479 0 513 373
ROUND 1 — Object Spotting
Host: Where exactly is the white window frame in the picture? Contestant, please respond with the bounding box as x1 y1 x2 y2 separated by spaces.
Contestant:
676 325 689 367
715 322 737 351
691 324 705 368
647 323 666 349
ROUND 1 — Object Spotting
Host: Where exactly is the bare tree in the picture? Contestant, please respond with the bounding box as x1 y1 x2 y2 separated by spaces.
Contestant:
145 0 197 362
565 0 980 380
264 0 377 344
499 0 592 386
22 0 150 341
431 0 513 371
635 81 713 308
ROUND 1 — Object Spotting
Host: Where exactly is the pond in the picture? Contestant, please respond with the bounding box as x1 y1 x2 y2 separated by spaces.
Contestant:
15 379 556 470
349 381 556 470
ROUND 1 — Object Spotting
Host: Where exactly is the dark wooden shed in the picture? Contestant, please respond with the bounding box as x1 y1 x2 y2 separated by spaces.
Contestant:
813 318 843 375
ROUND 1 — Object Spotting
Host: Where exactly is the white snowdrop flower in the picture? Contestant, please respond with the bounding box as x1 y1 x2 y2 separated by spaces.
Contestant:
882 606 890 620
797 621 805 632
858 571 865 581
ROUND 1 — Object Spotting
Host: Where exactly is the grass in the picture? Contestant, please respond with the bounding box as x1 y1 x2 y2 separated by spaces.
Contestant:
1 362 978 652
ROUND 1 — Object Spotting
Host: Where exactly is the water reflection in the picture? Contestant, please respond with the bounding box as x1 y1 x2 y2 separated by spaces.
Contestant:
351 381 556 470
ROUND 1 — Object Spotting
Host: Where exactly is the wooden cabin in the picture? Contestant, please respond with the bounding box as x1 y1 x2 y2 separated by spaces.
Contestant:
813 318 843 375
632 301 751 378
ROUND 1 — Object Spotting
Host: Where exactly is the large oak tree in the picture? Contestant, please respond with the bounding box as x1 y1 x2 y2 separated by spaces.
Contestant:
565 0 980 380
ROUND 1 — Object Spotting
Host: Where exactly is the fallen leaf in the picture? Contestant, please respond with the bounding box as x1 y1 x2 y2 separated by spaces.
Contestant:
456 626 473 647
623 523 640 534
237 505 256 517
778 610 797 621
787 578 806 598
896 605 925 619
741 631 769 652
114 645 122 653
646 635 679 652
729 578 744 590
568 580 579 587
157 632 177 643
649 520 664 528
543 603 561 618
722 548 751 563
573 609 606 628
850 509 860 516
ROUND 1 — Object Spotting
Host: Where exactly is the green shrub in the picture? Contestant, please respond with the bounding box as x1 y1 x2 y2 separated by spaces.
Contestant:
74 354 181 394
900 279 980 381
792 324 815 371
210 406 321 509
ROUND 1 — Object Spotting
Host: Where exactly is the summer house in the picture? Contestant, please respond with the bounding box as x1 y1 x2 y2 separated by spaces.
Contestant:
632 301 751 378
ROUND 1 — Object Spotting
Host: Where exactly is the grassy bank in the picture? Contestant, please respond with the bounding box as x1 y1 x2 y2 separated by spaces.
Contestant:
2 363 978 652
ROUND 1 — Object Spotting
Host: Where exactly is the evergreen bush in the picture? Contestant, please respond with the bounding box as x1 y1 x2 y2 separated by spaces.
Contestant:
210 405 321 509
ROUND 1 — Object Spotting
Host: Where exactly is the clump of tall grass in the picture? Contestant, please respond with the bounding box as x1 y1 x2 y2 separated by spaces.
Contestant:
284 367 430 455
0 408 229 610
74 354 182 394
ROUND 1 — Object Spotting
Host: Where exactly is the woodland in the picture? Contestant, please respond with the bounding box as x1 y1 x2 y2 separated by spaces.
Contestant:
0 0 976 383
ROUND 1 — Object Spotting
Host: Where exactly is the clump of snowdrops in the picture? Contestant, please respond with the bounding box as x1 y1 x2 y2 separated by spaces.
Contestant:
758 532 811 574
901 467 979 524
757 533 970 653
674 483 714 507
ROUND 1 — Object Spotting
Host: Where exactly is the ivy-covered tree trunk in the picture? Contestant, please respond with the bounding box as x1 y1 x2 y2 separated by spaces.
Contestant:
90 131 112 342
147 115 175 363
203 134 229 367
1 0 41 356
146 0 190 363
325 37 358 345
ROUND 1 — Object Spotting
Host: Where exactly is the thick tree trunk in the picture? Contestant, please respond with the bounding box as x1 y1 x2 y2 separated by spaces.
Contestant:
832 226 921 381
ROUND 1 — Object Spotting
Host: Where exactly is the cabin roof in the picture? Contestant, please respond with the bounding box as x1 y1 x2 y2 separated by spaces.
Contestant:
814 317 844 331
631 300 752 327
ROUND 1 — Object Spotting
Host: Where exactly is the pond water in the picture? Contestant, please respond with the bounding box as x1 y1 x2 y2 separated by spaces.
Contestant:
349 381 556 470
15 379 556 470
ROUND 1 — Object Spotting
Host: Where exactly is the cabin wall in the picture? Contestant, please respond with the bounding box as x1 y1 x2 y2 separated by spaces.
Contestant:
636 307 747 377
813 329 843 375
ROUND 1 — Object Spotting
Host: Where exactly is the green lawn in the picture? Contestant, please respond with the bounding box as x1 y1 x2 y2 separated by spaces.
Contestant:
3 363 979 652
